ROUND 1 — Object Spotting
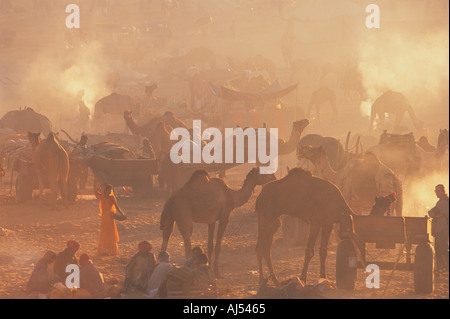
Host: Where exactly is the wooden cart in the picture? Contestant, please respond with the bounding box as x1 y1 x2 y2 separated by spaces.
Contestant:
87 156 159 198
336 214 434 293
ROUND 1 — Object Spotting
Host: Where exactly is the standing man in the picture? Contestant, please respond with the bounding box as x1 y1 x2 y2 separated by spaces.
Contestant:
428 184 449 274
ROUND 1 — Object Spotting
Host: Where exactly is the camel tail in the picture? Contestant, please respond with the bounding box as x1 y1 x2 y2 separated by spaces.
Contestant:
160 196 175 230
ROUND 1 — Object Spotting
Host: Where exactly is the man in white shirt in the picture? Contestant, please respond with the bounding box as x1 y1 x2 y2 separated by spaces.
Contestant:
146 251 173 297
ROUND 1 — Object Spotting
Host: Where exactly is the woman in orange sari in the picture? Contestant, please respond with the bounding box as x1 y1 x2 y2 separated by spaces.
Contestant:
96 184 124 256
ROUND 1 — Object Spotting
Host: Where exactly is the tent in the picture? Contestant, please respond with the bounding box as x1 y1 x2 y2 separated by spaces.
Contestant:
209 80 298 102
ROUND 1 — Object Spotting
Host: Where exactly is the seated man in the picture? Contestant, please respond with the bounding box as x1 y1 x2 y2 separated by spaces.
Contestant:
79 254 108 298
54 240 80 284
25 251 57 294
123 241 157 292
184 246 204 269
164 253 216 296
146 251 173 298
191 253 216 289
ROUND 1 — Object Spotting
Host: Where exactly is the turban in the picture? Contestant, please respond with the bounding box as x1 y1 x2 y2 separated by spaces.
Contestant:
79 253 91 266
138 241 152 253
67 240 81 252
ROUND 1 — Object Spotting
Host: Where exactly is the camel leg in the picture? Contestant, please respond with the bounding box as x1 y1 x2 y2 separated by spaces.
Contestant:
319 223 333 279
213 218 229 278
300 222 321 282
161 218 175 253
207 222 215 265
59 177 68 208
256 216 281 283
378 112 386 130
176 219 193 259
48 173 58 210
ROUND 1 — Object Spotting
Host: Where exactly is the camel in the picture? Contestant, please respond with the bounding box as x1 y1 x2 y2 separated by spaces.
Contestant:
306 87 338 124
158 119 309 196
366 129 448 177
0 107 52 136
148 120 174 165
27 132 69 209
417 136 437 152
369 90 423 132
255 167 356 283
277 119 310 156
123 110 188 139
297 145 403 216
94 93 141 121
297 133 346 171
160 168 276 277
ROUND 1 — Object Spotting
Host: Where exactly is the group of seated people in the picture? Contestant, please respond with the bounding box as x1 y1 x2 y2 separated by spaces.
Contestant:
25 239 215 299
25 239 112 298
123 243 216 298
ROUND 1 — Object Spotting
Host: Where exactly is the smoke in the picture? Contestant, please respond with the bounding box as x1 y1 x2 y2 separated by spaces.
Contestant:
22 41 113 132
403 170 449 217
357 14 449 125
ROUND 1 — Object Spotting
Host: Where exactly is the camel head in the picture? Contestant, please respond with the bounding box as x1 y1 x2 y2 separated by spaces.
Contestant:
162 111 175 121
293 119 310 134
145 83 158 96
187 169 210 186
245 167 276 186
297 145 327 163
27 131 41 147
370 192 396 216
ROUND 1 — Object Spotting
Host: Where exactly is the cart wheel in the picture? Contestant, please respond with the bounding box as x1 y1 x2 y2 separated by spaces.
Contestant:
336 239 357 290
281 216 308 245
414 243 434 294
15 173 33 202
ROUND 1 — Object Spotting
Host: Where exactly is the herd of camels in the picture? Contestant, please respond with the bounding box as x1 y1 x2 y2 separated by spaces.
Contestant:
5 89 448 284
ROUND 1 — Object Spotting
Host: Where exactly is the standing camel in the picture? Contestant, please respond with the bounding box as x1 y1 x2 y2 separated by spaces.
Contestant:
369 90 423 132
160 168 276 277
123 110 188 139
297 145 403 216
255 167 356 283
27 132 69 209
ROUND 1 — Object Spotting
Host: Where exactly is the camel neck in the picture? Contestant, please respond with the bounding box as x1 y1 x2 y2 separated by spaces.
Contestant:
279 126 302 155
231 179 256 208
125 116 144 135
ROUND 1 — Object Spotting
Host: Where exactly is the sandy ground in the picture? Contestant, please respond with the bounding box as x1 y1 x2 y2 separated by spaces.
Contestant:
1 0 448 301
0 154 448 300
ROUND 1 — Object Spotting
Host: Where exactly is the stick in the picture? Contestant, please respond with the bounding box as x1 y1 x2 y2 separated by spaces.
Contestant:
382 243 406 297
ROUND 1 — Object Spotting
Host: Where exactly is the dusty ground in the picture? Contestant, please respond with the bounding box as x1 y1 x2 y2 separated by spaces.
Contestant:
0 0 448 301
0 154 448 300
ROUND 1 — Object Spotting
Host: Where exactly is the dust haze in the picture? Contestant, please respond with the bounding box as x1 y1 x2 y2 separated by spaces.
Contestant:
0 0 449 300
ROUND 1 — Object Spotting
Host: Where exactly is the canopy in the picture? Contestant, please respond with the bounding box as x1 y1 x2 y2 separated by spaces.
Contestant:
209 80 298 102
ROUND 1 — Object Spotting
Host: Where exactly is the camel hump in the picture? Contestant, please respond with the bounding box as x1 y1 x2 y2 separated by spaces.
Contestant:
187 170 210 185
287 167 313 178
